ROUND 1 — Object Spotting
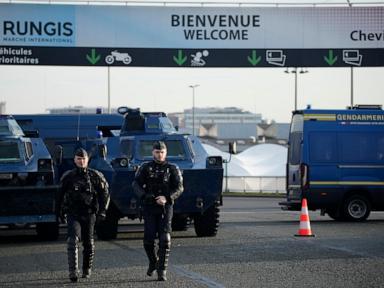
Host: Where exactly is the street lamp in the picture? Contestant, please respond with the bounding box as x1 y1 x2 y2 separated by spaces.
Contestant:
189 84 199 136
285 67 308 111
350 67 354 108
107 67 111 114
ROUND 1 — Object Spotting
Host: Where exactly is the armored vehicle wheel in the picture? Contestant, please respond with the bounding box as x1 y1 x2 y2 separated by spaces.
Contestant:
193 204 220 237
36 222 59 241
342 195 371 221
172 214 190 231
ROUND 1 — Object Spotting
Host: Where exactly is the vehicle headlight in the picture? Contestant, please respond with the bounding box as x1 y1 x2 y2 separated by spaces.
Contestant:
17 172 28 180
119 158 128 167
208 158 217 165
38 159 53 170
206 156 223 168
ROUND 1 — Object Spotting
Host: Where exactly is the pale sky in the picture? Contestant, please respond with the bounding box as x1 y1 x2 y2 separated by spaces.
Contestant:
1 0 383 123
1 66 383 123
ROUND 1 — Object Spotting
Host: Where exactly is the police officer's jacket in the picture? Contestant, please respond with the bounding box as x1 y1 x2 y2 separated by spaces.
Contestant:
58 167 110 216
132 160 183 207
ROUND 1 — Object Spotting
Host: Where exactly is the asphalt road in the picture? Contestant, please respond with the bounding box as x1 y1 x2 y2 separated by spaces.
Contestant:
0 196 384 288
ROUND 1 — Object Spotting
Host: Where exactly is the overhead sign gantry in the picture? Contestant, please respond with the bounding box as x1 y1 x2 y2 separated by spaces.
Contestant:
0 4 383 67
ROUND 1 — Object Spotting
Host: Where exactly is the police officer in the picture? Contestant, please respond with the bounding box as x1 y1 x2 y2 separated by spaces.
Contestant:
57 148 110 283
132 141 183 281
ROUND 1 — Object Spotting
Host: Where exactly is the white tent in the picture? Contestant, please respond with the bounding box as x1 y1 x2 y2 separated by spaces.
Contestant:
203 143 287 177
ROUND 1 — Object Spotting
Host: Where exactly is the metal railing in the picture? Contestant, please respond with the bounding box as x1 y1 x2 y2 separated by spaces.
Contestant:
223 176 285 193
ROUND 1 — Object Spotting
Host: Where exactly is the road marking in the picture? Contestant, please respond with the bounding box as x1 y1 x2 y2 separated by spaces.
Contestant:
221 210 276 214
172 265 225 288
319 243 382 259
109 241 225 287
221 211 256 214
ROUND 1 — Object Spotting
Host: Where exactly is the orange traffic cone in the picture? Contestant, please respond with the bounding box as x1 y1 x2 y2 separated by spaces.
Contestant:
295 198 315 237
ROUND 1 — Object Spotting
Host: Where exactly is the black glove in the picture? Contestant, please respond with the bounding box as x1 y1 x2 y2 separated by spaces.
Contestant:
96 213 106 224
59 213 67 224
143 193 155 205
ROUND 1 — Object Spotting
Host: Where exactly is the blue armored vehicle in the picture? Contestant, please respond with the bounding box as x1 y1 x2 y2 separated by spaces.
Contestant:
14 113 123 183
14 109 224 240
0 115 59 240
93 107 224 239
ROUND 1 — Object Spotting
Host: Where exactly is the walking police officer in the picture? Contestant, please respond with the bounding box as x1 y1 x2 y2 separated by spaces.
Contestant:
132 141 183 281
57 148 110 282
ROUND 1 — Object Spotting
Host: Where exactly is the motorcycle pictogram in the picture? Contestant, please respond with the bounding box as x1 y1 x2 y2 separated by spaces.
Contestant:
105 50 132 65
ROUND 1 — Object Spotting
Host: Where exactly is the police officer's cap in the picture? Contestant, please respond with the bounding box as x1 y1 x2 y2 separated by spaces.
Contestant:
152 141 167 150
74 148 88 158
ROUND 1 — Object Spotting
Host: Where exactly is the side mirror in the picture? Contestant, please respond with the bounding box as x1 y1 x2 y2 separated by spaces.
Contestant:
229 142 237 154
54 145 63 165
98 144 107 159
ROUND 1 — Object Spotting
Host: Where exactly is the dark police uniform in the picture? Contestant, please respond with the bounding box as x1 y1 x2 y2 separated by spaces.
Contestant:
58 148 110 282
132 142 183 281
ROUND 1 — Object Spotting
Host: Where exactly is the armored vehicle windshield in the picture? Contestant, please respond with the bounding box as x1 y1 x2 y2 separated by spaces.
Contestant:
0 140 22 163
139 140 187 159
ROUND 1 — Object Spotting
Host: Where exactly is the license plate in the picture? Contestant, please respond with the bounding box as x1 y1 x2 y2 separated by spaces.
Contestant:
0 173 12 179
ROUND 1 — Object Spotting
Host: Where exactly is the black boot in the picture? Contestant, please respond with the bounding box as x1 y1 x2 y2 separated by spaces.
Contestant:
157 269 167 281
157 233 170 281
67 237 79 282
157 246 170 281
144 243 158 277
82 239 95 279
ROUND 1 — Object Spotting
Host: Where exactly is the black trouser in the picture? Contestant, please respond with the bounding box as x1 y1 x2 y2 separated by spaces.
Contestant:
67 214 96 276
143 204 172 272
143 204 173 239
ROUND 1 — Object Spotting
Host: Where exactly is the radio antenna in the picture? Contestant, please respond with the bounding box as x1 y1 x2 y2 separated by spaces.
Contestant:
76 109 81 141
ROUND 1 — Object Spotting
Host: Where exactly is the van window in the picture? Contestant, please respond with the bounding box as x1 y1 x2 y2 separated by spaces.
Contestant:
288 133 302 165
309 132 337 162
340 132 382 163
290 114 304 133
378 135 384 161
288 114 304 165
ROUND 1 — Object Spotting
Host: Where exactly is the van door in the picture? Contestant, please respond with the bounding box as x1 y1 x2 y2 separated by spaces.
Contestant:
286 114 304 207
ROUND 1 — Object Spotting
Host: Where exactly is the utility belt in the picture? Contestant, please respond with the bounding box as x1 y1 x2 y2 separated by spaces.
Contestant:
143 193 157 206
144 184 168 201
68 208 96 216
143 192 169 205
142 202 169 216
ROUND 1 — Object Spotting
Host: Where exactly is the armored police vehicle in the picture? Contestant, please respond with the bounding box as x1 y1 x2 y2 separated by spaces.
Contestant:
94 107 223 239
280 105 384 221
14 113 123 183
14 109 224 239
0 115 59 239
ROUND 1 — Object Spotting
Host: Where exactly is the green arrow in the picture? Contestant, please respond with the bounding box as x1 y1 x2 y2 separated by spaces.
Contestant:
247 50 261 66
324 49 338 66
86 48 101 65
173 50 187 66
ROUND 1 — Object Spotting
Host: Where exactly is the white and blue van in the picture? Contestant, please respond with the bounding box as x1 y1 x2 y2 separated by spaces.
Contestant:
280 105 384 221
